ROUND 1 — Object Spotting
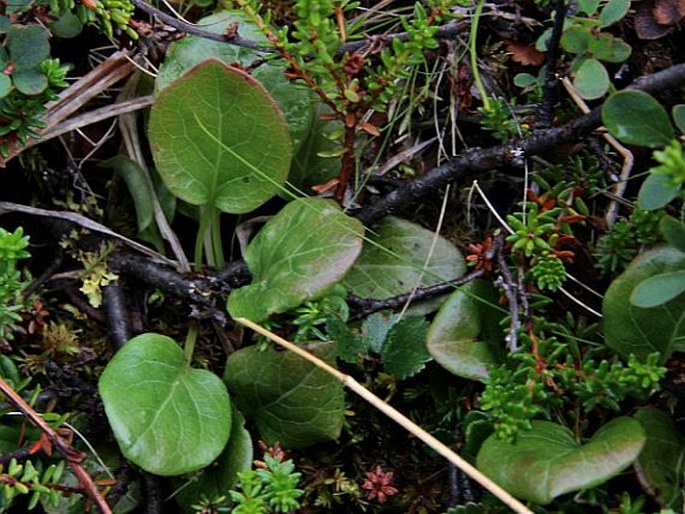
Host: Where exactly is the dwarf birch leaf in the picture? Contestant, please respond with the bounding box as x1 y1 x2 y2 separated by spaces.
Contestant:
603 247 685 361
638 173 680 210
574 58 610 100
343 217 465 315
634 407 685 510
99 333 232 476
477 418 645 504
602 90 674 147
224 343 344 448
149 59 292 214
381 316 431 379
227 198 364 322
673 105 685 133
427 280 503 382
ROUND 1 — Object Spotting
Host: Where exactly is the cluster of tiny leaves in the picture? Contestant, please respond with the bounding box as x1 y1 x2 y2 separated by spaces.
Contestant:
478 96 529 143
225 455 304 514
529 251 566 291
480 328 665 442
239 0 456 113
651 139 685 187
595 208 663 276
0 458 67 511
0 59 69 158
507 203 562 257
0 227 31 343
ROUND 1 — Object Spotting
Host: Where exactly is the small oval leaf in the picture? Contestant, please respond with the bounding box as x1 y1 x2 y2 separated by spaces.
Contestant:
99 333 232 476
602 90 675 147
638 172 680 210
661 215 685 253
630 270 685 307
574 58 609 100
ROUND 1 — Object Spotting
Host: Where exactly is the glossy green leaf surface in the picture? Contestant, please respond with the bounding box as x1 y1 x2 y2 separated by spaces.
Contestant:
155 11 313 154
427 280 503 382
638 172 680 210
99 333 232 476
0 74 11 99
149 59 292 214
228 198 363 322
224 344 344 448
603 247 685 361
174 407 252 510
602 90 675 147
574 58 609 100
634 407 685 510
560 27 591 53
381 316 431 379
630 270 685 307
343 217 465 315
477 418 645 504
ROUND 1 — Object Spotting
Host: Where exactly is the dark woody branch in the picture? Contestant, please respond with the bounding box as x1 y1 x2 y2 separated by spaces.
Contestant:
356 62 685 226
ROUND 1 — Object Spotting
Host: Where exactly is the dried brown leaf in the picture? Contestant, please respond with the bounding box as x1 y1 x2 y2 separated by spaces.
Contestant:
507 41 545 66
653 0 685 25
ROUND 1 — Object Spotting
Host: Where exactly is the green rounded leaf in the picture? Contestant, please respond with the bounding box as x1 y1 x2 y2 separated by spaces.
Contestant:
602 90 675 147
227 198 364 322
573 58 610 100
634 407 685 510
0 74 11 99
427 280 503 382
630 270 685 307
99 333 232 476
477 418 645 504
12 69 47 96
660 215 685 253
603 247 685 361
224 343 344 448
155 11 313 154
49 12 83 39
673 105 685 134
343 217 466 315
588 33 631 63
8 25 49 69
513 73 537 88
174 406 252 510
598 0 631 26
638 172 680 210
560 27 592 54
149 59 292 214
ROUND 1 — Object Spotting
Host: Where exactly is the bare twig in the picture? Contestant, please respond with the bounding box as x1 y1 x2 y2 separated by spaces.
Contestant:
496 244 520 353
537 0 567 129
357 63 685 226
0 379 112 513
130 0 271 51
560 77 634 227
348 268 485 320
235 318 534 514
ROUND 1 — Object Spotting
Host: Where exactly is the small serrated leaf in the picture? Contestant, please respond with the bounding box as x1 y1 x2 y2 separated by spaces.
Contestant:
381 317 431 379
225 343 345 448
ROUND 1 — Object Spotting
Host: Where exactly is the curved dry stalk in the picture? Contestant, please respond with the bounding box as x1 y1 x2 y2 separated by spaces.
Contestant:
0 378 112 513
235 317 535 514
